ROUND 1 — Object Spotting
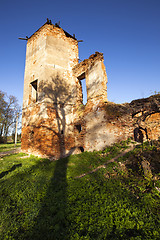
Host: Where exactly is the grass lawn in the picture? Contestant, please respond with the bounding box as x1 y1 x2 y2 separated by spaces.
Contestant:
0 142 21 152
0 140 160 239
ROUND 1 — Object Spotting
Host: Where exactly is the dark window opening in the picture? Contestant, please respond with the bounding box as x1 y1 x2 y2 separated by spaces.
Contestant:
30 130 34 139
30 80 38 102
75 124 82 133
78 74 87 105
79 147 84 152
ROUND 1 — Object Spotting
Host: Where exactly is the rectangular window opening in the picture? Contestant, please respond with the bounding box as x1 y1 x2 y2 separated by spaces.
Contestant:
30 80 38 102
78 74 87 105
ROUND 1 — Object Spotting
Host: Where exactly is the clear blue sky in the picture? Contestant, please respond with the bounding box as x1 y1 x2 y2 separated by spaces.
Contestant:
0 0 160 107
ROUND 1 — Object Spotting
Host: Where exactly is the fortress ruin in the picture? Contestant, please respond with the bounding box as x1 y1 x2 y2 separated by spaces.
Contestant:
21 20 160 159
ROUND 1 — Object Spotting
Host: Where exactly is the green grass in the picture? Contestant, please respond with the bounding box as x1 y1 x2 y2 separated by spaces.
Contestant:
0 142 21 152
0 140 160 239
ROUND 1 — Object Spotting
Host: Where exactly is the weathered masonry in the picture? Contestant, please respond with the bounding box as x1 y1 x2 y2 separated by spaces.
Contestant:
21 20 160 159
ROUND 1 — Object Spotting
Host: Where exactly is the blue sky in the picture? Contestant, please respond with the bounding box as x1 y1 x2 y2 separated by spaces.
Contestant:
0 0 160 107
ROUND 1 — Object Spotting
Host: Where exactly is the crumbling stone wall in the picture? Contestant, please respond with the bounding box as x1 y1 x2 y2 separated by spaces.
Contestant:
21 21 160 159
83 95 160 151
73 52 108 105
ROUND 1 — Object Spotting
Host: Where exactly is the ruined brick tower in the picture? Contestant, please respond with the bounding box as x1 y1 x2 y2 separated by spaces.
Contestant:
22 20 160 159
21 20 108 159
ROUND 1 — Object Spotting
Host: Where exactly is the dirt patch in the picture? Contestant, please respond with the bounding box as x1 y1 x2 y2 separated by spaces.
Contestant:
0 148 21 158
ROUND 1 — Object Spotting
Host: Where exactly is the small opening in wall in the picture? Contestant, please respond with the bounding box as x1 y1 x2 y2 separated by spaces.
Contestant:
79 146 84 152
75 124 82 133
134 127 148 143
30 80 38 102
30 130 34 139
60 103 64 108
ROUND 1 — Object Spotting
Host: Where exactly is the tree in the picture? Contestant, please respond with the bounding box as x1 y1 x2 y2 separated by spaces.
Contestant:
0 90 21 143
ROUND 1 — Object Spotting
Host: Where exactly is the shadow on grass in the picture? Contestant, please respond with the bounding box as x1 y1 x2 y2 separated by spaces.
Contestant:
25 157 69 240
0 163 22 179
